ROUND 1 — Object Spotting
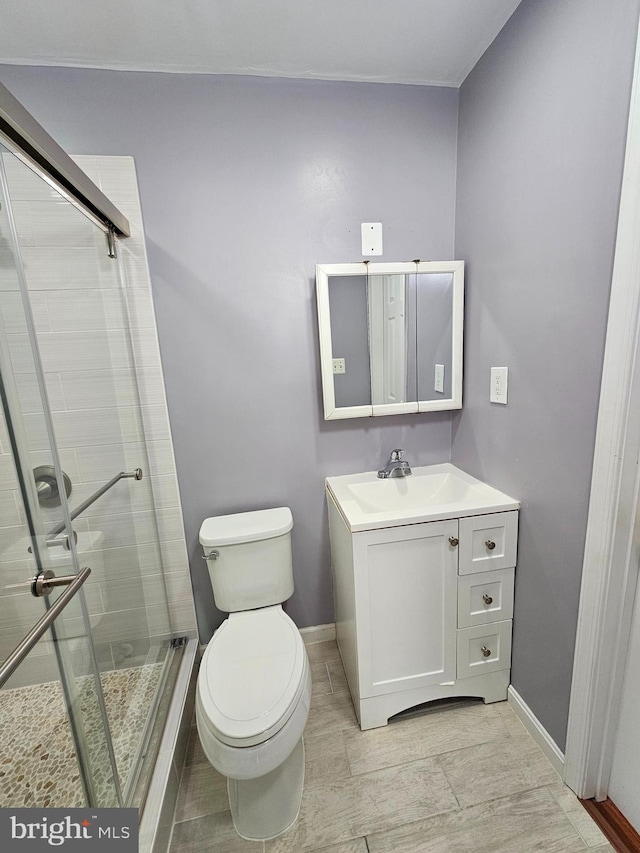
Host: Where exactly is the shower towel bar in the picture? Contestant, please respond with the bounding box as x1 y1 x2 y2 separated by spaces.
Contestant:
45 468 143 540
0 566 91 689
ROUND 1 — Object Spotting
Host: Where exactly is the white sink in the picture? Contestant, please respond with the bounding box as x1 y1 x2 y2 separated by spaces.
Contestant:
326 463 519 531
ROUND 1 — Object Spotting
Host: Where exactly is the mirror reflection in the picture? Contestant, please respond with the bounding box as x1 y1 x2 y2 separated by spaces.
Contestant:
316 261 463 419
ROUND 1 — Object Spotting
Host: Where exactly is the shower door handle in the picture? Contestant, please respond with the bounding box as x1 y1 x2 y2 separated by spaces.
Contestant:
0 566 92 689
31 569 81 597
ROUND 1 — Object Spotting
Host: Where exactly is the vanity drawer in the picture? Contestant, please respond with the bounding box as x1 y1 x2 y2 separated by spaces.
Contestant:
457 568 515 628
457 621 512 679
458 511 518 575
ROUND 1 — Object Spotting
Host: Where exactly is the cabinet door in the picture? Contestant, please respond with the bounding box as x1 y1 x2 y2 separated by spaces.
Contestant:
354 519 458 698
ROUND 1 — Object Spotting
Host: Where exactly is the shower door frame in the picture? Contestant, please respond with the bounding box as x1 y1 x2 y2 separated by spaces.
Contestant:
0 147 124 807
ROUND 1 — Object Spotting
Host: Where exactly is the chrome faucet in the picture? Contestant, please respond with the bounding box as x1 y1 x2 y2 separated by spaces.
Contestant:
377 449 412 479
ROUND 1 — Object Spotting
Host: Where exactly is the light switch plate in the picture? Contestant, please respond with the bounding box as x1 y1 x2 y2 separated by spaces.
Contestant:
434 363 445 393
361 222 383 256
490 367 508 404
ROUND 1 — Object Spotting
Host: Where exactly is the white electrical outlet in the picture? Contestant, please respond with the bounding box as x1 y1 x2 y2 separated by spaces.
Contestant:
434 364 445 393
490 367 508 404
332 358 346 374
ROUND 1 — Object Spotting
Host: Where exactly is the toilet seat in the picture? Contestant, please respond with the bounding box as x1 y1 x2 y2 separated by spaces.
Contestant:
198 605 306 747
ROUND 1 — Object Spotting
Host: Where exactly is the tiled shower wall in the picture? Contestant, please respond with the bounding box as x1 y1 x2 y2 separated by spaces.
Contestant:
0 153 196 686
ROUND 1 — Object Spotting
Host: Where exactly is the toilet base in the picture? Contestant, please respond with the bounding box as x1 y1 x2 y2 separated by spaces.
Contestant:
228 738 305 840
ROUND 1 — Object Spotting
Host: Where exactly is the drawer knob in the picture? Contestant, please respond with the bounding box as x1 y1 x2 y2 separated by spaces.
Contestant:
481 645 492 658
482 594 493 605
449 536 459 547
485 540 496 551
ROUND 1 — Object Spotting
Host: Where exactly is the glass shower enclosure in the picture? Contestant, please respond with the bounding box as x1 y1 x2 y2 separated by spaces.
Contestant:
0 135 181 809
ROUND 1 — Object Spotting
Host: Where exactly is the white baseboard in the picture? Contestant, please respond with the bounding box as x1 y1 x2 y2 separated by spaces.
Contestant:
300 622 336 645
508 685 565 778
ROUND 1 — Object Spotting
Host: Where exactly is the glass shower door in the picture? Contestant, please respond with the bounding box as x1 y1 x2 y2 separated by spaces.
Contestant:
0 145 121 808
0 141 178 808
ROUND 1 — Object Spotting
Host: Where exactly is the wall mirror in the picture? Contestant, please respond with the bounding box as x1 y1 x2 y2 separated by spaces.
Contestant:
316 261 464 419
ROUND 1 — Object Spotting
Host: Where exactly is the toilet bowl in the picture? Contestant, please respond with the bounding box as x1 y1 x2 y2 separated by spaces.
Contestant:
195 507 311 840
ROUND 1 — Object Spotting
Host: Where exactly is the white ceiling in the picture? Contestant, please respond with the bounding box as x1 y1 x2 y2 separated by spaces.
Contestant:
0 0 523 87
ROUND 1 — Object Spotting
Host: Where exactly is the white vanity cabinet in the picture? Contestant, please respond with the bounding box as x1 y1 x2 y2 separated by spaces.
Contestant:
327 489 519 730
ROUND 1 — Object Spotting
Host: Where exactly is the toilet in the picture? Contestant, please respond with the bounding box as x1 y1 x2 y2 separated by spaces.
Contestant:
195 506 311 841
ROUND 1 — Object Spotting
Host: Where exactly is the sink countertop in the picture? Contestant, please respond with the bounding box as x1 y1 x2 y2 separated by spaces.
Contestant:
326 463 520 532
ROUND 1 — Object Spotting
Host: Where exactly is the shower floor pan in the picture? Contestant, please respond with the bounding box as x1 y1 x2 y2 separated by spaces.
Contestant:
0 662 164 807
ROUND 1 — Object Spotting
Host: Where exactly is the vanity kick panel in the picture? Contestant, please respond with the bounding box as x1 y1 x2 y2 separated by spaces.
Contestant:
458 511 518 575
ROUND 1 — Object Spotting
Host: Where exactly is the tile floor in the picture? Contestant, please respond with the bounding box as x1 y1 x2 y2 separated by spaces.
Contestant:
0 662 164 808
169 641 613 853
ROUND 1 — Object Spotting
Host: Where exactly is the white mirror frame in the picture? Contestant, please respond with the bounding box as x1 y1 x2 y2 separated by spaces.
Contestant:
316 260 464 420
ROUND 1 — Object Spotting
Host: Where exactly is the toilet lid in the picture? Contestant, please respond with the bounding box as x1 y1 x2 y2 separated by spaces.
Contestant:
198 606 306 747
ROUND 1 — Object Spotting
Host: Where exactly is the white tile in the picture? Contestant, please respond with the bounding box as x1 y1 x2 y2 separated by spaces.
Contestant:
0 264 20 293
123 286 156 330
0 454 18 490
9 329 134 373
74 439 174 482
52 407 145 448
94 573 165 615
46 289 128 332
0 490 22 527
60 367 166 410
0 290 50 334
21 246 115 291
164 569 195 603
0 582 102 630
43 474 177 521
24 407 145 452
129 327 164 371
14 371 65 414
169 598 198 634
12 200 98 248
29 448 80 484
83 542 164 582
3 154 62 202
0 522 33 562
86 506 184 549
140 406 171 442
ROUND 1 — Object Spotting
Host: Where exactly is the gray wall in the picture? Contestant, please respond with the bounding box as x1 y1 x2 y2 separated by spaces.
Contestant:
452 0 640 750
0 67 458 640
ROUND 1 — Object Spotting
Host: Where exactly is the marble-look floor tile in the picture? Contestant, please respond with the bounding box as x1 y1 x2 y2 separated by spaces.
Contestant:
265 756 458 852
547 781 609 847
490 700 530 737
304 841 368 853
438 728 560 808
366 786 589 852
170 810 263 853
310 661 332 696
326 659 349 694
548 781 607 850
184 725 208 767
303 731 350 787
305 640 341 665
345 702 509 775
304 688 359 739
174 761 228 822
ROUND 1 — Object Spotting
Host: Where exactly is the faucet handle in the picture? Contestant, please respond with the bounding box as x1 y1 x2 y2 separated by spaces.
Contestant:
390 449 404 461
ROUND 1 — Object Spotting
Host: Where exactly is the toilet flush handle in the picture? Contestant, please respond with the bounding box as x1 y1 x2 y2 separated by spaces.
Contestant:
202 550 220 560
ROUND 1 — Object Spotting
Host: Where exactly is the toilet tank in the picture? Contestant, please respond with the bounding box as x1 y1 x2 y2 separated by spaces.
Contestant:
199 507 294 613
